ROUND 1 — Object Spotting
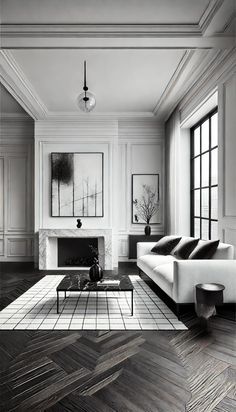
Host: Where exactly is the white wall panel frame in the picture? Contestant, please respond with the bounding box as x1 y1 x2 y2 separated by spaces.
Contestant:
7 154 28 232
0 157 5 232
0 139 34 261
7 238 28 256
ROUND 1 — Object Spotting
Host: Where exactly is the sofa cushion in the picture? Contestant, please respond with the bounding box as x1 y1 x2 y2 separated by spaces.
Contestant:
152 263 174 299
151 236 181 255
211 242 234 259
189 240 220 259
138 254 176 273
174 238 199 259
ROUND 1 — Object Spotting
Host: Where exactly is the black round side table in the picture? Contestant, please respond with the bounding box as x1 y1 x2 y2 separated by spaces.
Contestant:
195 283 225 320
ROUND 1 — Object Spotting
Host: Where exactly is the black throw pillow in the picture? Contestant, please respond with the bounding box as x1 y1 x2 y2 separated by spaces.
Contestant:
151 236 181 255
189 240 220 259
174 238 199 259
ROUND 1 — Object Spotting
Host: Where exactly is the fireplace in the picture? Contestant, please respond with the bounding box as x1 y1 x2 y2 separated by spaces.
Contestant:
58 237 98 267
39 229 113 270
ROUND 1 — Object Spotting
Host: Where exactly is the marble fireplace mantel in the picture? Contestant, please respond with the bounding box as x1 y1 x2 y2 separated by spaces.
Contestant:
39 228 113 270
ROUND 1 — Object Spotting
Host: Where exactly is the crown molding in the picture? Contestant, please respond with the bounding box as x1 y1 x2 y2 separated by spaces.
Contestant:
219 12 236 34
180 88 218 128
153 49 222 121
199 0 224 34
0 50 48 120
179 48 236 123
45 111 155 121
2 35 234 50
153 50 194 115
0 112 33 121
1 23 202 37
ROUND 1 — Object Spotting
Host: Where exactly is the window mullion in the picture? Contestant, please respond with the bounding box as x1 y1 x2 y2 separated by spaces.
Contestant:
209 118 212 239
190 108 218 240
200 124 202 239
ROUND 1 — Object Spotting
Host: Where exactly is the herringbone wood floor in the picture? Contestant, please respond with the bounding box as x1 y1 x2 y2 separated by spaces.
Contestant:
0 263 235 412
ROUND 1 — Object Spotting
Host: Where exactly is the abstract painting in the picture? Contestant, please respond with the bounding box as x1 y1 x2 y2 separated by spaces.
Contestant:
132 174 160 224
51 152 103 217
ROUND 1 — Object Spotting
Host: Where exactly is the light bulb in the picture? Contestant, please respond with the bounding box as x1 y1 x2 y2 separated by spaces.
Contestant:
78 91 96 112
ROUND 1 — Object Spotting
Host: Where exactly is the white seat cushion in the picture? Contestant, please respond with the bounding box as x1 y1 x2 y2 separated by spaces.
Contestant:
138 254 176 272
152 263 174 299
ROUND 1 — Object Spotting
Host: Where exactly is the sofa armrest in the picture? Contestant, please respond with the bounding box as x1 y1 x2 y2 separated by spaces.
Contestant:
173 260 236 303
137 242 157 259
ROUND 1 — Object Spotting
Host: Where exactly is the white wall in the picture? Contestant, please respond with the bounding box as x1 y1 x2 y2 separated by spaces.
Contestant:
218 73 236 256
34 117 164 263
165 108 190 235
0 86 34 261
118 119 165 259
165 55 236 256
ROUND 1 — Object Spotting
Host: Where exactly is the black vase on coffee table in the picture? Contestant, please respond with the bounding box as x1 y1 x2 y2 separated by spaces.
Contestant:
89 258 103 282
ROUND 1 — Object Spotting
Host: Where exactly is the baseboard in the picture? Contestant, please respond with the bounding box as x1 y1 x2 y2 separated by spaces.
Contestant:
0 262 35 272
216 304 236 322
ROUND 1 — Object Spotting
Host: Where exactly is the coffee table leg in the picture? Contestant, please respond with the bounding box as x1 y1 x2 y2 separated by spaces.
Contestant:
131 290 133 316
57 291 59 314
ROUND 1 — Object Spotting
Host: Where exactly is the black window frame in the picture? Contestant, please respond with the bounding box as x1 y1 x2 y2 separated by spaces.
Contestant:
190 107 218 240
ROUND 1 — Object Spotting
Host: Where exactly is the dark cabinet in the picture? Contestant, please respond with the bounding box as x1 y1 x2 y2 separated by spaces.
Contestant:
128 234 163 259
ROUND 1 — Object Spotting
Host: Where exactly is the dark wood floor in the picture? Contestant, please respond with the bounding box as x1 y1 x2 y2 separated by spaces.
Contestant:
0 263 235 412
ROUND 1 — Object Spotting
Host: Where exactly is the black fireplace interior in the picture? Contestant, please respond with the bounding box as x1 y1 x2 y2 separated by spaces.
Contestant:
58 238 98 267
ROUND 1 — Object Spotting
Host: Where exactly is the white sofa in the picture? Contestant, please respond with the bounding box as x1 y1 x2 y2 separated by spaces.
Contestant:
137 237 236 307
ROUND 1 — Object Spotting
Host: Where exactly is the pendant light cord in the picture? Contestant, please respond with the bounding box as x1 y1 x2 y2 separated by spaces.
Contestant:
83 60 88 103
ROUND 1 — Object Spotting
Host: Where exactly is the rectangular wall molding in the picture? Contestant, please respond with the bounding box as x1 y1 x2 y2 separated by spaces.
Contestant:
0 140 34 261
0 238 4 256
7 238 28 257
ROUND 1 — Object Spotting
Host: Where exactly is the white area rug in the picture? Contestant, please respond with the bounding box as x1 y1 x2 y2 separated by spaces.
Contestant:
0 275 187 330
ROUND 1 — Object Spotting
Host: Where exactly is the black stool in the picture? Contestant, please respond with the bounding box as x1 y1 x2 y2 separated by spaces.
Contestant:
195 283 225 328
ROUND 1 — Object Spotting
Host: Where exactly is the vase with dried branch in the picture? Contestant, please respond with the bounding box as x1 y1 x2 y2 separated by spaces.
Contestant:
133 184 159 235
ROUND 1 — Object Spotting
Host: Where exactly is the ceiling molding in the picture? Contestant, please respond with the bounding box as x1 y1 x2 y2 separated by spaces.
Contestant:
1 35 234 50
220 12 236 34
153 49 222 120
153 50 194 115
0 112 33 120
0 50 48 120
45 112 156 121
180 89 218 128
199 0 224 34
0 1 228 42
179 48 236 122
1 23 201 37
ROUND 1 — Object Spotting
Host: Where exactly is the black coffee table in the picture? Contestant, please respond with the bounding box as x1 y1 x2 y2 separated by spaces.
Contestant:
56 274 134 315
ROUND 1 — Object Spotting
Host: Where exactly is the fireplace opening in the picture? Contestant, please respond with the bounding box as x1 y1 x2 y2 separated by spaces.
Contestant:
58 238 98 267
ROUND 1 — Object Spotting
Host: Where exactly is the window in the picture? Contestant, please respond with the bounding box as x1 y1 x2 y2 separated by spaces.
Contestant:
191 108 218 240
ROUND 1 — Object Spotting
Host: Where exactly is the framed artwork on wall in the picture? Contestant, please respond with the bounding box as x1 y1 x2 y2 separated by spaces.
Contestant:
132 174 160 224
51 152 104 217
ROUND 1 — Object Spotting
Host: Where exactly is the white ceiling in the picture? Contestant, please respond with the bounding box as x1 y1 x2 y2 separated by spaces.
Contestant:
1 0 235 118
1 0 210 24
10 49 185 113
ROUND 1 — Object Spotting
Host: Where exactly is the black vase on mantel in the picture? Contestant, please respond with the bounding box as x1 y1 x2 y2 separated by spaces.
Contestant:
144 219 151 236
89 258 103 282
76 219 82 228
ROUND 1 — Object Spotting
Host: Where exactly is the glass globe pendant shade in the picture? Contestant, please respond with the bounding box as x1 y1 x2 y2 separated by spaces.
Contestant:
78 91 96 113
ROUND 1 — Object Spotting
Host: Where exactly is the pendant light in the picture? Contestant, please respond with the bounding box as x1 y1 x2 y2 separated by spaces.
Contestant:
78 61 96 112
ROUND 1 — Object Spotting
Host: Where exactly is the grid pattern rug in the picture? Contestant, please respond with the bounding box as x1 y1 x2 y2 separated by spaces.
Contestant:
0 275 187 330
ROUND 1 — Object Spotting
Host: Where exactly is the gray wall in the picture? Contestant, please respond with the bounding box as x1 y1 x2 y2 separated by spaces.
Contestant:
0 85 34 261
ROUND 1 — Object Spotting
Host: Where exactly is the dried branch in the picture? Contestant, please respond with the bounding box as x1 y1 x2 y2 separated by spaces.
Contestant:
133 184 159 223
